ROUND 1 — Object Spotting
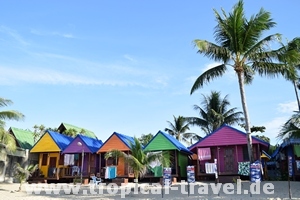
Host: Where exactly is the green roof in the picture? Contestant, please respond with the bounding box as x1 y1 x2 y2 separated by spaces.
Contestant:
62 123 98 139
10 127 35 149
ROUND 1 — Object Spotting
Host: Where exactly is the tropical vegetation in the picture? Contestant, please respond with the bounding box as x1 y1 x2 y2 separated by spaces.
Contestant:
104 137 170 181
138 133 154 146
190 0 299 162
165 115 201 146
14 163 38 191
187 91 244 135
277 111 300 140
0 97 25 152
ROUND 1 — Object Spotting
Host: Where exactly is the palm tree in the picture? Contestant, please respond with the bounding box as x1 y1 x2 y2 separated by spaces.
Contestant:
14 163 38 191
187 91 244 135
0 97 24 127
277 111 300 140
104 137 170 182
276 37 300 111
165 115 201 146
0 97 24 152
190 0 298 162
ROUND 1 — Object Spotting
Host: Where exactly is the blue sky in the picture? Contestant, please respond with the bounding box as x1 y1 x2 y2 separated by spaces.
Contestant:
0 0 299 145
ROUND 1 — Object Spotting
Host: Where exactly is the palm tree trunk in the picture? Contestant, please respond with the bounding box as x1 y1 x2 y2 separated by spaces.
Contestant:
237 72 254 163
293 80 300 111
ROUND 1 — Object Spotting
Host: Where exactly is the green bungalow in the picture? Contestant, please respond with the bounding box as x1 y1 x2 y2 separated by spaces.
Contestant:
0 127 38 182
143 130 193 181
57 122 98 139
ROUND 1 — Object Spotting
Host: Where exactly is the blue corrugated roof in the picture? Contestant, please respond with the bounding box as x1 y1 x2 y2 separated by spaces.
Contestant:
47 130 73 151
262 150 271 159
271 138 300 159
114 132 137 148
77 134 103 153
155 130 193 155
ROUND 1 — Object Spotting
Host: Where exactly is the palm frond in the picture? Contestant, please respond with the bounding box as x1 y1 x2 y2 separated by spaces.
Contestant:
190 64 227 94
0 111 25 121
194 40 230 62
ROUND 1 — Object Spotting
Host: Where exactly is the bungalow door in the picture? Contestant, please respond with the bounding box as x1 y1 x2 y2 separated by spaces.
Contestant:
224 147 234 173
48 157 57 177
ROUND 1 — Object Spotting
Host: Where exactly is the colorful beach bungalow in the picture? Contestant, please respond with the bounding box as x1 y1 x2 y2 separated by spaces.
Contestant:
30 130 73 180
143 130 193 181
271 138 300 181
97 132 136 179
57 122 98 139
62 134 103 177
188 124 270 180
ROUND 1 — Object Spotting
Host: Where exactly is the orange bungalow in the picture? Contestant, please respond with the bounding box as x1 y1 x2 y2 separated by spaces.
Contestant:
97 132 135 180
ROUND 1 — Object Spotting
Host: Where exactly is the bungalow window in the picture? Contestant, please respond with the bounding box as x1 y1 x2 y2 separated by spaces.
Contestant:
243 146 258 161
243 146 249 161
42 154 48 166
107 157 118 166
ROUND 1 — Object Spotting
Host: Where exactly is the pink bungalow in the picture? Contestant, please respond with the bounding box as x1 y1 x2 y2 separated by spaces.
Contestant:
189 125 269 180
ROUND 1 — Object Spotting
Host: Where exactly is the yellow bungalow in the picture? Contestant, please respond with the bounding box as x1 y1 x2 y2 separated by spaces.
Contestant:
30 130 73 180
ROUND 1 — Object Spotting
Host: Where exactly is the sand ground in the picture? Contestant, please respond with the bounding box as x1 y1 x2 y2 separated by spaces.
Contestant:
0 181 299 200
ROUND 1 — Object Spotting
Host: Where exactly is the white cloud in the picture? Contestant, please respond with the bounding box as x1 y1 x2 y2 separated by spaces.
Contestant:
0 66 148 87
123 54 137 63
0 26 29 45
277 101 298 113
30 29 75 39
261 116 288 145
186 62 236 87
201 62 222 73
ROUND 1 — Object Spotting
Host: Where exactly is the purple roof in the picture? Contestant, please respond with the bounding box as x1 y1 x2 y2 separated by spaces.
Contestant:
62 134 103 154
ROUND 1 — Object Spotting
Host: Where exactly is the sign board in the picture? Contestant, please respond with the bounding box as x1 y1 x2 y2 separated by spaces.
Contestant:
250 160 261 182
288 156 293 177
163 167 172 186
187 166 195 183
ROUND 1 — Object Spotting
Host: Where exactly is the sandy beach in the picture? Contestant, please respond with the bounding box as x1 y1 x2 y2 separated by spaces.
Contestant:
0 181 299 200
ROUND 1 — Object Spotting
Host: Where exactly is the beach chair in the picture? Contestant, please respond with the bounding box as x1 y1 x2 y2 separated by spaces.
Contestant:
91 175 102 185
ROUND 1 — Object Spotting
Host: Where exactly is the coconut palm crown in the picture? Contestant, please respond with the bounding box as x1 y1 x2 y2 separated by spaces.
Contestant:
187 91 244 135
165 115 201 146
190 0 299 162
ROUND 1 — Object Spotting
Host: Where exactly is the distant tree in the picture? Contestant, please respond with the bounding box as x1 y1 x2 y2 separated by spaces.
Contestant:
79 129 86 135
138 133 154 146
165 115 200 146
239 124 269 143
239 124 266 133
33 124 46 142
268 144 279 155
188 91 244 135
63 128 78 137
254 135 270 144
